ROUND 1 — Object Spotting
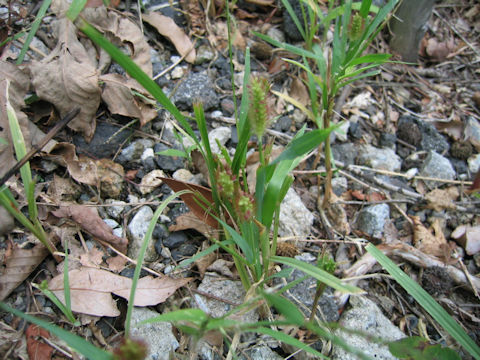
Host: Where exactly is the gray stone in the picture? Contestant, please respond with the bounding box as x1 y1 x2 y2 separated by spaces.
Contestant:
194 274 258 323
163 231 188 249
357 145 402 172
127 206 158 262
172 71 219 110
468 153 480 174
279 188 314 237
332 143 357 166
419 151 456 189
465 116 480 148
103 218 119 229
104 199 128 220
154 143 185 172
241 346 283 360
397 115 449 153
195 44 215 64
130 307 179 360
331 296 406 360
208 126 231 154
332 176 348 196
355 204 390 239
117 139 155 164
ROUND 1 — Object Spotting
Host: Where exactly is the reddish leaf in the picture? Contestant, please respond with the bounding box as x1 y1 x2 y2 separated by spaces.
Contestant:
26 325 54 360
160 177 219 228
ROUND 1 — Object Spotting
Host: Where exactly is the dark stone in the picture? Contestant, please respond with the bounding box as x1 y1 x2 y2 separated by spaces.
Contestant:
220 98 235 116
348 121 363 139
141 156 157 172
332 143 357 166
449 158 468 175
163 231 188 249
379 132 397 149
153 224 169 240
397 115 449 153
397 116 422 147
283 0 308 42
274 116 292 132
120 267 148 278
73 122 133 158
172 71 219 111
154 143 184 172
171 242 198 260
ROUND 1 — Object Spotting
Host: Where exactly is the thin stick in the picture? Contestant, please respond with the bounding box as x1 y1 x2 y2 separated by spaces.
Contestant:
0 108 80 188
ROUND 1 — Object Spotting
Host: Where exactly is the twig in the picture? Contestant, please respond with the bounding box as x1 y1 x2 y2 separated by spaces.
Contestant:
0 108 80 188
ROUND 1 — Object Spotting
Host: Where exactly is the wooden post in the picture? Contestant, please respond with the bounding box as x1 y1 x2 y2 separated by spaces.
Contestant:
389 0 437 62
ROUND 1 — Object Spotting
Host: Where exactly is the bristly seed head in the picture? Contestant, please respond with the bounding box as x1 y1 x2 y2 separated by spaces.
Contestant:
248 76 271 139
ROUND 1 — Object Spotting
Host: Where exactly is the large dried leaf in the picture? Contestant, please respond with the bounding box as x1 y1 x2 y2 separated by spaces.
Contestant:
26 325 54 360
30 18 101 141
48 143 124 198
0 243 50 301
142 11 196 64
52 205 128 253
425 187 459 211
100 73 157 126
169 212 218 239
160 177 218 228
48 267 191 316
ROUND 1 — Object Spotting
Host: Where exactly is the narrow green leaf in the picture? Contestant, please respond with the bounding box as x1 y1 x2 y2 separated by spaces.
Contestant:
0 303 112 360
271 256 364 294
348 53 391 67
366 243 480 360
359 0 372 18
254 32 316 59
262 292 304 325
156 148 187 158
125 190 191 337
66 0 87 21
217 218 254 264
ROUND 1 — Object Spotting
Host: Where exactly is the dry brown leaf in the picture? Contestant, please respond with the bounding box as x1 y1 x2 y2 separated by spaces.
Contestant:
48 143 124 198
100 73 157 126
47 174 82 203
350 190 386 202
194 241 217 277
434 119 464 140
142 11 196 64
79 247 105 267
0 243 51 301
106 255 128 272
52 205 128 253
289 77 310 107
49 267 191 316
425 187 459 211
425 37 456 62
451 225 480 256
169 212 218 239
30 18 101 141
26 325 54 360
412 216 450 259
160 177 218 228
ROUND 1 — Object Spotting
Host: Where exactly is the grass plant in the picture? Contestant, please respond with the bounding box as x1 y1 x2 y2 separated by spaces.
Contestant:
1 0 477 359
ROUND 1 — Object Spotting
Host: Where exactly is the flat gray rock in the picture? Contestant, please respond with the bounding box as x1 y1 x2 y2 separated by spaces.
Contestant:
419 151 456 189
279 188 314 237
127 206 158 262
354 204 390 239
331 296 406 360
357 145 402 172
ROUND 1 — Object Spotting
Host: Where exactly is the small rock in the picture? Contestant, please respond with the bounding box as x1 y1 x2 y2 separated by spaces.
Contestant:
332 143 357 165
195 44 215 64
104 199 128 220
398 115 449 153
419 151 456 189
465 116 480 148
172 71 219 111
170 66 186 79
172 169 194 182
241 346 283 360
130 307 179 360
278 188 314 237
355 204 390 239
194 274 258 323
379 133 397 149
357 145 402 172
251 41 273 60
267 26 285 43
331 177 348 196
274 116 292 132
163 231 189 249
139 170 165 195
103 218 119 229
118 139 155 164
171 242 198 260
331 296 405 360
98 160 124 198
208 127 231 154
220 98 235 116
127 206 158 262
335 121 350 142
468 153 480 174
451 141 473 160
154 143 184 172
141 147 155 162
39 160 58 173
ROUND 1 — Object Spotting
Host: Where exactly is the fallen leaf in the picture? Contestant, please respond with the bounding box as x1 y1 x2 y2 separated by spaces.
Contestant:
49 268 191 316
451 225 480 256
289 76 310 107
434 119 464 140
100 73 157 126
160 177 219 228
46 174 82 203
350 190 386 202
425 187 459 211
142 11 196 63
169 212 218 239
52 205 128 253
29 18 101 141
412 216 450 259
424 37 456 62
194 241 217 277
26 325 53 360
0 243 51 301
79 247 105 267
107 255 128 273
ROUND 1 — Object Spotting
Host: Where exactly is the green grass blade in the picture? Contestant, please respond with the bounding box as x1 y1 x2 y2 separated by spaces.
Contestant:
254 32 316 59
66 0 87 21
262 291 304 325
271 256 364 294
0 303 112 360
124 190 191 337
138 308 208 327
359 0 372 18
16 0 52 64
365 243 480 360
